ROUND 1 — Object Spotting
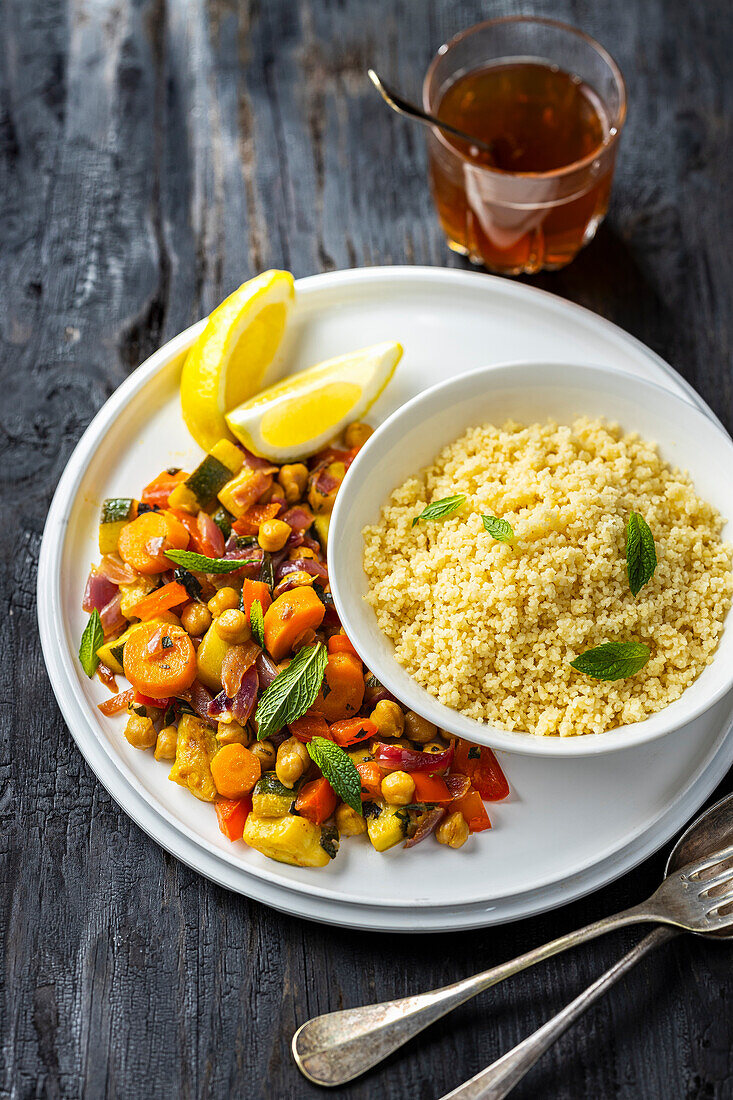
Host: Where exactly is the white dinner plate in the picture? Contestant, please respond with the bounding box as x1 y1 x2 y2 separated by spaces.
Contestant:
38 266 733 932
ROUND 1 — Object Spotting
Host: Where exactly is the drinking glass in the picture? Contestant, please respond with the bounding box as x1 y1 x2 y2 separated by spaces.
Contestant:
423 16 627 274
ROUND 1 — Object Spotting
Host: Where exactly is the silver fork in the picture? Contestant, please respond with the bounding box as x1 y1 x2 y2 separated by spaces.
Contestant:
292 844 733 1088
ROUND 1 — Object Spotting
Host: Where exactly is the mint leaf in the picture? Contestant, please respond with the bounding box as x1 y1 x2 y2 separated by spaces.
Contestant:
165 548 258 574
254 643 328 740
570 642 651 681
412 494 466 528
482 515 514 543
307 737 363 815
79 610 103 678
626 512 657 597
250 599 265 647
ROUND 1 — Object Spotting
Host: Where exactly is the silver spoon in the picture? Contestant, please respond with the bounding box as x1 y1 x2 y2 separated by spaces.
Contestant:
292 793 733 1087
367 69 496 159
438 792 733 1100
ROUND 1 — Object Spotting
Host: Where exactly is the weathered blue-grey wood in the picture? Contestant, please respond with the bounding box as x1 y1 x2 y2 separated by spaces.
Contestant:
1 1 731 1097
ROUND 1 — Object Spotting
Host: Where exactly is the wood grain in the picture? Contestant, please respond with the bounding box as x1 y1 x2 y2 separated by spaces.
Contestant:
1 1 731 1096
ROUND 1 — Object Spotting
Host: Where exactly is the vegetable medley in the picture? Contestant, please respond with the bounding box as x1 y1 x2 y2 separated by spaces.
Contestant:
80 422 509 868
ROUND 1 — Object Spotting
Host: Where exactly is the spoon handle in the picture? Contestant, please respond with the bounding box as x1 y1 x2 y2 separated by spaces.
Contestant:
437 926 678 1100
292 902 657 1086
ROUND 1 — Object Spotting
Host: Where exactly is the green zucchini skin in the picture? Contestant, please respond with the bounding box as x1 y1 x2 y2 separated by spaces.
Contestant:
100 497 136 524
185 456 232 508
211 506 233 539
252 774 296 818
320 823 340 860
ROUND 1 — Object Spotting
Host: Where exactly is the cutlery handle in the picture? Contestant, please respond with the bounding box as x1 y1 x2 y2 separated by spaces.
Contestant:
292 903 656 1086
437 926 678 1100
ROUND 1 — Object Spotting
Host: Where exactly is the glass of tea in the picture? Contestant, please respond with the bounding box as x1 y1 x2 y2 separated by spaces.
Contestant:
423 16 627 274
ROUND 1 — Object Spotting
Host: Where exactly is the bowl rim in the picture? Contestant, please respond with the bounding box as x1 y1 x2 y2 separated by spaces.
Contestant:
329 359 733 757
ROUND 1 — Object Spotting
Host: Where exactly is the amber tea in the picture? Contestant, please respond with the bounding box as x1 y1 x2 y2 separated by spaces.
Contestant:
423 19 626 274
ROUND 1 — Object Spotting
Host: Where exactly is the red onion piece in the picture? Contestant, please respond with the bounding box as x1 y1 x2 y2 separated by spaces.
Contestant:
238 445 278 474
208 666 258 725
256 652 279 690
275 558 328 583
98 554 137 584
100 592 126 636
197 510 225 558
444 773 472 801
301 534 320 553
404 807 446 849
284 530 304 551
230 470 272 511
181 679 214 720
281 506 313 531
221 641 260 697
374 742 455 774
83 569 118 613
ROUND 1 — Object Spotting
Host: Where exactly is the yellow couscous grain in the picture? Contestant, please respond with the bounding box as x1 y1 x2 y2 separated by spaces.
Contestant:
362 418 733 736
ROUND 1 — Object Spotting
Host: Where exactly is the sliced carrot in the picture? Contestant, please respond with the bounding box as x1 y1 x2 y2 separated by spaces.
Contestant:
328 717 377 747
356 760 383 800
451 788 492 833
123 622 197 698
412 773 452 803
263 586 325 661
210 744 262 799
327 633 360 658
118 511 189 574
97 688 134 715
215 796 252 841
294 776 338 826
288 714 332 743
141 469 188 507
130 580 188 621
240 579 272 621
309 651 364 723
453 741 510 801
232 502 281 536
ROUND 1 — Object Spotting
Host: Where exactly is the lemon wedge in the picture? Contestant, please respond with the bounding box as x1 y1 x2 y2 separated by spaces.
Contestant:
225 341 402 461
180 270 295 451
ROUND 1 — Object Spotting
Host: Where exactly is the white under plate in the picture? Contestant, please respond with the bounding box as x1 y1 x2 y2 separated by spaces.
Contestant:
38 267 733 932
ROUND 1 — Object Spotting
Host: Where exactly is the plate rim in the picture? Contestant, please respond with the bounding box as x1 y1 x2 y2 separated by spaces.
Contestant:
37 264 733 925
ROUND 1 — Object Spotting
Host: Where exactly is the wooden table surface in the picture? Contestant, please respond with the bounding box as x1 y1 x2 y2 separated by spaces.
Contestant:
3 1 732 1096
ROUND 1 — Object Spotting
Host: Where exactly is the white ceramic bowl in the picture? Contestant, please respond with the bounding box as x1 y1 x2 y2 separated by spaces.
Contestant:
329 361 733 756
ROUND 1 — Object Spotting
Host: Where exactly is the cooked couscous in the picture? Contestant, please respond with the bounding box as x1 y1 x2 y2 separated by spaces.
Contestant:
362 418 733 736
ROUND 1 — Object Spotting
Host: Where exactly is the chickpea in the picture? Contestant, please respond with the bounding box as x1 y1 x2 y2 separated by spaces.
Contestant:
250 739 276 771
258 519 291 552
125 713 157 750
435 811 469 849
380 770 415 806
216 719 248 745
214 608 251 645
278 462 309 503
154 724 178 760
370 700 405 739
273 571 314 599
180 601 212 636
403 710 437 744
344 421 373 450
207 586 240 616
336 802 367 837
289 546 318 562
275 737 310 788
259 482 286 506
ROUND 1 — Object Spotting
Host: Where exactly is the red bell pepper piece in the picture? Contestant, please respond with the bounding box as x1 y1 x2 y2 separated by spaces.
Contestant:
97 688 134 715
129 580 188 621
356 760 383 800
328 717 377 747
240 579 273 620
295 777 339 825
141 469 188 507
288 713 332 743
454 740 509 801
452 789 492 833
412 772 452 803
215 796 251 841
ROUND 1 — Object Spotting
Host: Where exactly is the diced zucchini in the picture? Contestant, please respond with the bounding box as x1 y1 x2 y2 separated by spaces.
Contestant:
168 714 218 802
242 813 333 867
209 439 245 475
188 455 234 508
167 482 199 513
252 774 295 818
366 800 408 852
217 467 263 518
314 514 330 551
211 506 233 540
98 498 137 555
320 823 340 860
196 623 231 692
